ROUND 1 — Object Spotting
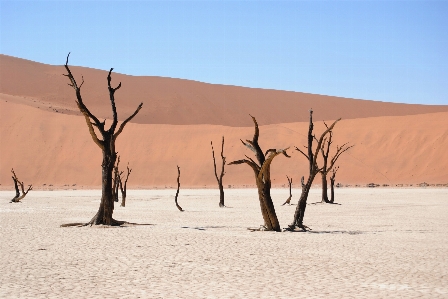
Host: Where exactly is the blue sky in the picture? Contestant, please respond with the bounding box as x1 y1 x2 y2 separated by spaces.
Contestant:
1 0 447 104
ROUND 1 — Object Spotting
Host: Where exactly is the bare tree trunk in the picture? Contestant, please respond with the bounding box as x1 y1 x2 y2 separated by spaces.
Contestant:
329 166 338 204
282 175 292 205
112 156 122 203
175 165 183 211
218 185 225 207
229 115 290 232
321 172 329 203
330 177 335 203
88 141 119 225
113 181 119 203
120 163 131 207
211 137 226 207
10 176 20 202
255 176 281 231
290 176 314 229
119 180 127 207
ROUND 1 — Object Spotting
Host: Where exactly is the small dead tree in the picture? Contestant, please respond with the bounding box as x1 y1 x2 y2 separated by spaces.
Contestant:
319 129 353 203
113 156 123 203
229 115 290 232
174 165 183 211
119 163 132 207
288 110 348 231
10 169 32 203
282 175 293 206
329 166 339 204
211 136 226 207
62 53 142 226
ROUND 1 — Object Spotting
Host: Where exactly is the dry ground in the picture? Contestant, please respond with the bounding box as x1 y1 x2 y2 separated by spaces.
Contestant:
1 188 447 298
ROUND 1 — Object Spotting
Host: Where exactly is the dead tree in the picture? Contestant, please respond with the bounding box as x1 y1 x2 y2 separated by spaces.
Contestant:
174 165 183 211
229 115 290 232
319 130 332 203
288 110 347 231
10 169 32 203
319 129 353 203
12 175 20 201
282 175 292 206
62 53 142 226
119 163 132 207
113 156 123 203
211 137 226 207
329 166 339 203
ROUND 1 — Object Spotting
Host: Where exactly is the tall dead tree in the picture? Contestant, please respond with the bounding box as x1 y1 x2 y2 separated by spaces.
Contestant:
288 110 350 231
282 175 292 206
119 163 132 207
229 115 290 232
211 136 226 207
10 169 32 203
174 165 183 211
319 129 353 203
63 53 142 226
329 166 339 204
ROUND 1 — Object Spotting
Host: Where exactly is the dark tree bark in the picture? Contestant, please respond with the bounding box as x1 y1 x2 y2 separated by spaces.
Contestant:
119 163 132 207
10 169 32 203
229 115 290 232
329 166 339 203
282 175 292 206
321 171 329 203
288 110 343 231
62 53 142 226
174 165 183 211
211 136 226 207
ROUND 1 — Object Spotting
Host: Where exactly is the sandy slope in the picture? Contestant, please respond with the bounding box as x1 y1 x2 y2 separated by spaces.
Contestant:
2 54 448 127
1 97 447 188
0 189 447 298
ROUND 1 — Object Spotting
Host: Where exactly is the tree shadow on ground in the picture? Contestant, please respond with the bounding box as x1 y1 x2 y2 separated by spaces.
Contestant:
181 225 227 231
310 202 342 205
61 222 155 228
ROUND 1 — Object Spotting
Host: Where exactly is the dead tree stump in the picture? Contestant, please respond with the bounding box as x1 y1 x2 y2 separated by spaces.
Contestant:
9 169 32 203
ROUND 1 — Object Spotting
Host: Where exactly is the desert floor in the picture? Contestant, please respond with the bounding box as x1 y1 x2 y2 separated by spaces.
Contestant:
1 188 447 298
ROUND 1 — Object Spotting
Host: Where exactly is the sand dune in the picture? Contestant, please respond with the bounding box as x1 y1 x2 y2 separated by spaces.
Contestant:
1 96 447 188
2 54 448 127
1 55 447 188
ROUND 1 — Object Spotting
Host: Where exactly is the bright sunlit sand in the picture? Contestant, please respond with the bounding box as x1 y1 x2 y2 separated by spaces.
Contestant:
1 188 447 298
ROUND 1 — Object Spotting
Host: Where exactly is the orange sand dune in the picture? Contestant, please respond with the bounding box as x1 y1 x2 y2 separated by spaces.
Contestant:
1 96 447 188
2 54 448 127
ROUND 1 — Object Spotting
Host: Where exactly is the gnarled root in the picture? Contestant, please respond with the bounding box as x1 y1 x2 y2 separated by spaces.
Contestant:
61 217 127 227
247 225 277 232
284 224 312 232
60 222 90 227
